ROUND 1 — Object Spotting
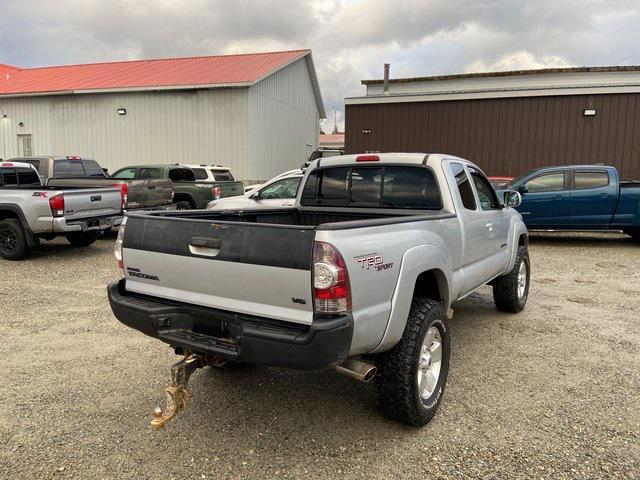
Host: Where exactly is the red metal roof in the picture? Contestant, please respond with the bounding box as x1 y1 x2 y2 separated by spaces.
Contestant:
0 50 309 96
319 133 345 145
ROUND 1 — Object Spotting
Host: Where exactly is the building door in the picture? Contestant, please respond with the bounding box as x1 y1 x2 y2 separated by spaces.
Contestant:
17 134 33 157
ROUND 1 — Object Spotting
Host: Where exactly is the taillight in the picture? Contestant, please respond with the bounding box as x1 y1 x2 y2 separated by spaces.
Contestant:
313 241 351 313
211 186 221 200
111 183 127 209
114 222 126 272
49 194 65 217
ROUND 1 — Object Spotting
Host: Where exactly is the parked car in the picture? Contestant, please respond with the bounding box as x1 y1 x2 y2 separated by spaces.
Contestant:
180 164 236 182
111 164 244 209
13 155 174 212
488 176 514 189
207 169 304 210
108 153 529 427
505 165 640 240
0 162 122 260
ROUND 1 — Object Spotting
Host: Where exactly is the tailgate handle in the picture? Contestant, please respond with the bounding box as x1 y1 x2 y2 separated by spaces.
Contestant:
189 236 222 249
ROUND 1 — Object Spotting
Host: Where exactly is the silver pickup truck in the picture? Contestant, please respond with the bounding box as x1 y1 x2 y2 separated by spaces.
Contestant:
0 162 122 260
108 153 529 427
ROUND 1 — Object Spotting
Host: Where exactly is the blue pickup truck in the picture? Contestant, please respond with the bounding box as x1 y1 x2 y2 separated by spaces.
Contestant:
504 165 640 241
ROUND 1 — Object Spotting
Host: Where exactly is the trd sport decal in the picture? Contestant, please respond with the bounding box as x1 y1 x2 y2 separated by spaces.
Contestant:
354 253 394 272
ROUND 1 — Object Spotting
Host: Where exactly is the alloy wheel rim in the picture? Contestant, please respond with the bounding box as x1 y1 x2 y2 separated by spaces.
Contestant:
0 229 18 253
417 326 443 400
517 260 527 299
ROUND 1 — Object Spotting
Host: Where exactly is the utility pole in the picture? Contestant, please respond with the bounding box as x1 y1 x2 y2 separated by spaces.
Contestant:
332 107 339 134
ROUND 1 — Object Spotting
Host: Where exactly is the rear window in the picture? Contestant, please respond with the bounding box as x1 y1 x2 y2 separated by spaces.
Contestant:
0 167 40 186
53 159 105 178
192 168 209 180
212 170 234 181
25 159 41 171
168 168 196 182
301 166 442 210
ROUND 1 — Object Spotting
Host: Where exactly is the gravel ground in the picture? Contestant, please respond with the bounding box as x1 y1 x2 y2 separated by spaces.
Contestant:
1 232 638 479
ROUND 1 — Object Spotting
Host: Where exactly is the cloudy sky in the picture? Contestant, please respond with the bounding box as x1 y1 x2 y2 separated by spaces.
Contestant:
2 0 640 131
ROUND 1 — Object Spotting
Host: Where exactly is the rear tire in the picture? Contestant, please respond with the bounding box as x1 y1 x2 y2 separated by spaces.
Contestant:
175 200 193 210
492 246 530 313
65 231 98 247
375 298 450 427
0 219 29 260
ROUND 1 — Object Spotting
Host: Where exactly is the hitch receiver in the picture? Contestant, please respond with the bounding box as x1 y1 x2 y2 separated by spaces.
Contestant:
151 353 203 429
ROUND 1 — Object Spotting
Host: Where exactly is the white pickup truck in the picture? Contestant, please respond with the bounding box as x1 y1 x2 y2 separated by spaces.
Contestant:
108 153 530 427
0 162 122 260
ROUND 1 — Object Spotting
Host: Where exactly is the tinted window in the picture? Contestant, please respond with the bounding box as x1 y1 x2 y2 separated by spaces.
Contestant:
82 160 106 177
319 167 349 206
574 171 608 189
258 177 301 199
0 168 17 185
192 168 208 180
383 167 441 209
301 166 441 210
449 163 476 210
212 171 234 181
528 172 565 193
25 159 41 172
169 168 196 182
469 168 500 210
350 167 382 205
54 160 86 178
112 168 137 179
139 168 163 179
17 168 40 185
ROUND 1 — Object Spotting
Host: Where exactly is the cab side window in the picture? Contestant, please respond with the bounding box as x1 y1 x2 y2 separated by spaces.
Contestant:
527 172 565 193
469 167 500 210
449 162 477 210
112 168 137 179
574 171 608 189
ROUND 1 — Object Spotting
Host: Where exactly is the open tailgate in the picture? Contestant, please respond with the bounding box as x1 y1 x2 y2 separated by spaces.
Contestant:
121 214 316 324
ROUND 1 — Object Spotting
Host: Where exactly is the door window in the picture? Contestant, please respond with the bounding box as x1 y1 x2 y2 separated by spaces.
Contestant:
139 168 163 179
258 177 301 199
112 168 137 179
574 171 609 190
469 167 500 210
527 172 565 193
449 162 477 210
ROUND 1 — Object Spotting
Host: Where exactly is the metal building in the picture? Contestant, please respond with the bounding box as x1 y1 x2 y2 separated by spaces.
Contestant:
0 50 325 181
345 66 640 179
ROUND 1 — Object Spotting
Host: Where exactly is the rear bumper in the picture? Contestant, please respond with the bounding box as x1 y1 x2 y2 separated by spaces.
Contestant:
53 214 121 232
107 280 353 370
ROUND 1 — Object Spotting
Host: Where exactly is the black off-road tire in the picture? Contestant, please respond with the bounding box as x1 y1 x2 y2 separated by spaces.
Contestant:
0 218 30 260
65 231 98 247
175 200 193 210
375 298 450 427
492 245 530 313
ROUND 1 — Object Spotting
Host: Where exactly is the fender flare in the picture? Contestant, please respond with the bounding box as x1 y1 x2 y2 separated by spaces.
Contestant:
505 219 529 273
371 244 453 353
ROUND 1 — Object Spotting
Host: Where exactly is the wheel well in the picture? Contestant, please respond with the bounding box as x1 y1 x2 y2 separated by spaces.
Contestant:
0 210 19 222
519 234 529 247
413 270 447 305
173 193 195 207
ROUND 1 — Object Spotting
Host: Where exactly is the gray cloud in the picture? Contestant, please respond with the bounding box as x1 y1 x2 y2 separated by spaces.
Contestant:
1 0 640 132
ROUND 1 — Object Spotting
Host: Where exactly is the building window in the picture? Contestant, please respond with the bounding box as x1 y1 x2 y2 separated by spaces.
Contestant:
17 134 32 157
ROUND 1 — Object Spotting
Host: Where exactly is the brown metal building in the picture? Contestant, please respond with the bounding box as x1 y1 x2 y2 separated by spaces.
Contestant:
345 67 640 179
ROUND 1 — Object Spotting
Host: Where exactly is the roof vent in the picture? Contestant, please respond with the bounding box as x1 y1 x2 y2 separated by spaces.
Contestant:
383 63 390 95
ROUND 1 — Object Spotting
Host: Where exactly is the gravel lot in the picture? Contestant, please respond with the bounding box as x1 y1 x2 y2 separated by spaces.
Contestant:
1 232 638 479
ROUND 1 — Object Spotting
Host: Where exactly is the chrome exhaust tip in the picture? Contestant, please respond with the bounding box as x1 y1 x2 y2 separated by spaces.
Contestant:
334 358 377 382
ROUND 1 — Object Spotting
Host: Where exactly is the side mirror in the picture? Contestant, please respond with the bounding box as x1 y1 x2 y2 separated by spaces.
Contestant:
517 183 529 194
504 191 523 208
250 191 261 200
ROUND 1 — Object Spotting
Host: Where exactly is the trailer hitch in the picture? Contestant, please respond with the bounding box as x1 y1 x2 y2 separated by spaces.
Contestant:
150 353 204 429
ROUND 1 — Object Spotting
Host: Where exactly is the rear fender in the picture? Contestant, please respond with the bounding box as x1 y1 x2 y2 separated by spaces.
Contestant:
370 244 452 353
505 219 528 273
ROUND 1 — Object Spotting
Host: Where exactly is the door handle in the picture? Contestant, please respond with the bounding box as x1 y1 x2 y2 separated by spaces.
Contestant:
485 222 494 231
189 236 222 248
